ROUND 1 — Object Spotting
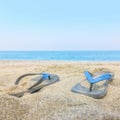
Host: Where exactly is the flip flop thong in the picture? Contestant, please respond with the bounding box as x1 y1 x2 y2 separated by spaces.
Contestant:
71 71 114 99
9 73 59 97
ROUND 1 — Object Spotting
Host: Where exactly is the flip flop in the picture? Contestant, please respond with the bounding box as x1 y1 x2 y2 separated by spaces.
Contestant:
9 73 59 97
71 71 114 99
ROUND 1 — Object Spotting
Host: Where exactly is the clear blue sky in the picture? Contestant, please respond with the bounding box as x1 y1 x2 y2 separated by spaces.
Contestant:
0 0 120 51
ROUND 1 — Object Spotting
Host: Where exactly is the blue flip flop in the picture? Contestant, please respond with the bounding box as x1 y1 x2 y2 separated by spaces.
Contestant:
10 73 59 97
71 71 114 99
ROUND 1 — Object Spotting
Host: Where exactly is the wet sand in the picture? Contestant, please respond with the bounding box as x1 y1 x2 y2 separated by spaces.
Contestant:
0 61 120 120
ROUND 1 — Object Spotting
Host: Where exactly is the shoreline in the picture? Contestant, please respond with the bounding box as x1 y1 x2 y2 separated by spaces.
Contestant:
0 59 120 62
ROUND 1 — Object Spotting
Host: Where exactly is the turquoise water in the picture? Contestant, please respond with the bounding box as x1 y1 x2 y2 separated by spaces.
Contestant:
0 51 120 61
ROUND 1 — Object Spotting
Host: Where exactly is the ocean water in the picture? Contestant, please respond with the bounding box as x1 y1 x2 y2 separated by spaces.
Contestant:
0 51 120 61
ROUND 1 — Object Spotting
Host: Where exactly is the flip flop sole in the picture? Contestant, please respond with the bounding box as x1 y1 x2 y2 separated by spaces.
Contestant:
71 82 108 99
71 71 114 99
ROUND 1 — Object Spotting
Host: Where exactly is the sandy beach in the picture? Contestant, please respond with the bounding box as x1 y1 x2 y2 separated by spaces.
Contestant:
0 61 120 120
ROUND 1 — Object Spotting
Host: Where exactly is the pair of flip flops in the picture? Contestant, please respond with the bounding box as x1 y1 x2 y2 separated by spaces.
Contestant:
10 73 59 97
10 70 114 99
71 71 114 99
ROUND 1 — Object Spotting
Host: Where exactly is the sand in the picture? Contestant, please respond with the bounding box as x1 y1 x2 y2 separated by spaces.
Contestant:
0 61 120 120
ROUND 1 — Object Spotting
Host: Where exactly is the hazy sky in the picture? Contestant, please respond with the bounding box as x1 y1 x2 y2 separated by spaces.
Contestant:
0 0 120 50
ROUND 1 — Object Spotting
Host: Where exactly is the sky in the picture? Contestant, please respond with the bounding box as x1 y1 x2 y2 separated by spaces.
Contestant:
0 0 120 51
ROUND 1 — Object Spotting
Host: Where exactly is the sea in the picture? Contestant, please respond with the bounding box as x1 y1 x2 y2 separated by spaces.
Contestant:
0 51 120 61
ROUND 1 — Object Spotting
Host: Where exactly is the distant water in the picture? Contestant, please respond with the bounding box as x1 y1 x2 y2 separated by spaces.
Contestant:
0 51 120 61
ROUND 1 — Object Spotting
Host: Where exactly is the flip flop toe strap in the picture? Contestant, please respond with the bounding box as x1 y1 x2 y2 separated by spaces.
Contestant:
84 71 113 91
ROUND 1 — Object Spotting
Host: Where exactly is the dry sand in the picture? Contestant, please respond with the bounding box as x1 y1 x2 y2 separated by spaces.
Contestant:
0 61 120 120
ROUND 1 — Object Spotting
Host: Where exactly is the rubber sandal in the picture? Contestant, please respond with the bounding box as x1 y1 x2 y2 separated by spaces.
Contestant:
71 71 114 99
9 73 59 97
